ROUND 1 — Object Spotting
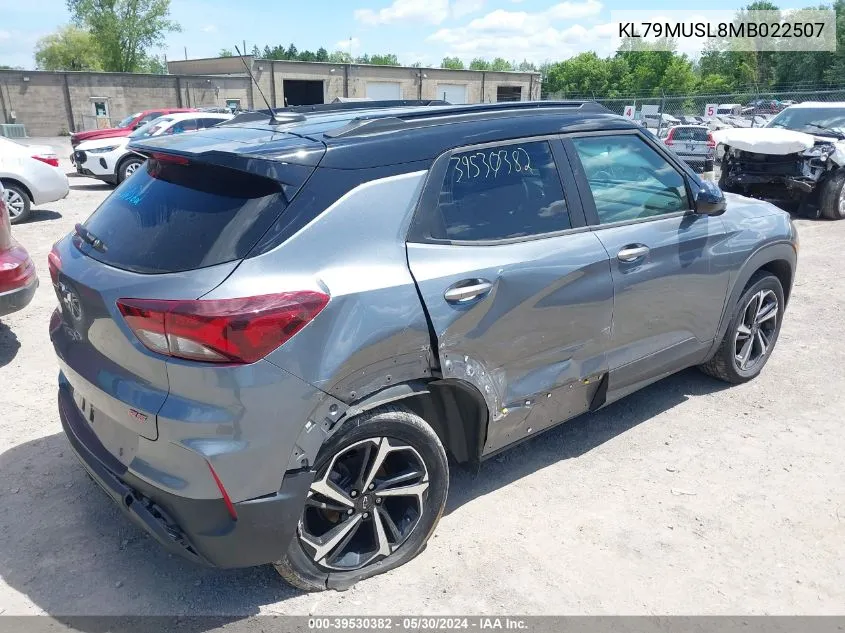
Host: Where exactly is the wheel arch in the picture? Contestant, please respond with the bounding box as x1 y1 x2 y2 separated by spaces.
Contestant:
288 378 490 473
710 241 796 357
0 177 34 202
115 153 143 180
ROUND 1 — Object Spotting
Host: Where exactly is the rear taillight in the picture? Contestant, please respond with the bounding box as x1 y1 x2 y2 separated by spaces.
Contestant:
116 291 329 364
0 245 36 294
32 154 60 168
47 246 62 286
664 129 675 146
707 133 716 149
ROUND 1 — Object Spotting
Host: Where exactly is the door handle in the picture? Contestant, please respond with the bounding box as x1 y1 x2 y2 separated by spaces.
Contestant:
617 245 650 262
444 280 493 304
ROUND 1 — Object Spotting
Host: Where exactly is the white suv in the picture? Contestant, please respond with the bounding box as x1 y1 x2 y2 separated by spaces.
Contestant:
72 112 233 185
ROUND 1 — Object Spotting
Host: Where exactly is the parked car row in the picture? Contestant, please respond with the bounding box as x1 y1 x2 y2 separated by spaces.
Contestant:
72 112 234 184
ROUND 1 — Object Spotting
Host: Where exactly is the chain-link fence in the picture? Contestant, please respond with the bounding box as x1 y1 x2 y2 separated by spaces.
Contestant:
541 86 845 134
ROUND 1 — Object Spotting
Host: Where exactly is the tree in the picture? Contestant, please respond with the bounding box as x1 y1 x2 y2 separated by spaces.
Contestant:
441 56 465 70
286 43 298 59
315 47 329 62
469 58 490 70
34 25 102 71
489 58 514 71
67 0 180 72
517 59 537 72
328 50 352 63
142 54 168 74
218 48 234 58
251 45 261 57
367 53 399 66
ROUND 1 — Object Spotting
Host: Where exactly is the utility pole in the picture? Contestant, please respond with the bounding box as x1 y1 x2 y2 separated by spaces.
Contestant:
184 46 188 60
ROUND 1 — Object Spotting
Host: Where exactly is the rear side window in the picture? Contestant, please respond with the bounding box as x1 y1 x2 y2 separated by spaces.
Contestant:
434 140 570 241
79 159 287 273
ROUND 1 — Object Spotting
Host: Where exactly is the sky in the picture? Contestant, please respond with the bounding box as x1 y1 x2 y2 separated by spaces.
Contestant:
0 0 821 70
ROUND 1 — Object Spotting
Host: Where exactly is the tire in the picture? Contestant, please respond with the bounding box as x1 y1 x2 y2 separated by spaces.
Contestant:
275 404 449 592
116 156 144 184
3 183 31 224
818 169 845 220
699 271 785 384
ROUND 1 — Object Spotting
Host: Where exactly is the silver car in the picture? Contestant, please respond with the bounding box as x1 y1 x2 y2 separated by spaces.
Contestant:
51 101 797 590
661 125 716 173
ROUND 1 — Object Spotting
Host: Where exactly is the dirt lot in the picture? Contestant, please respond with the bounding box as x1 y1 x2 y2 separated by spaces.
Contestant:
0 137 843 617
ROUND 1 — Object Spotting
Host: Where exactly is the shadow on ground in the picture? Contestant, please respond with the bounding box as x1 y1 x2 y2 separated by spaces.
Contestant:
69 182 114 192
0 320 21 367
21 209 63 223
0 368 725 623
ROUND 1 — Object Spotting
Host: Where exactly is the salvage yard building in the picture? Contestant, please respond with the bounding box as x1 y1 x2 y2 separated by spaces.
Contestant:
0 56 541 137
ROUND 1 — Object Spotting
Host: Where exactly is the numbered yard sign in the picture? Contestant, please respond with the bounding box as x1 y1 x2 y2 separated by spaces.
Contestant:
623 105 635 119
705 104 717 118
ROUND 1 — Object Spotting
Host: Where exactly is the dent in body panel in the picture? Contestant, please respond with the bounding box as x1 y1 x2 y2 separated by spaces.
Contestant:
406 232 614 454
154 358 339 502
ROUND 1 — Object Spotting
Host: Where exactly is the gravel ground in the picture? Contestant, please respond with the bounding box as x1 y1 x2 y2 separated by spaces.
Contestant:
0 137 843 617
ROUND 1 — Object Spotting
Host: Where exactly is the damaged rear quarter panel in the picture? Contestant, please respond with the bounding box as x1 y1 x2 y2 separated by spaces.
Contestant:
206 168 434 404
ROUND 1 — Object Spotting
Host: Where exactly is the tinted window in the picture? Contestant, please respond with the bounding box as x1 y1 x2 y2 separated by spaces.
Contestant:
572 135 690 225
79 159 287 274
199 118 224 128
435 141 570 241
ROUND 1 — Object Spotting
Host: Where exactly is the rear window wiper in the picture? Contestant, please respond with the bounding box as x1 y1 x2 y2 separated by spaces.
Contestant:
74 223 108 253
803 123 845 139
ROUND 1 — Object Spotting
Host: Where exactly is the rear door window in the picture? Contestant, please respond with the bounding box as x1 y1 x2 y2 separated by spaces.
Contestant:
78 159 288 273
434 140 571 241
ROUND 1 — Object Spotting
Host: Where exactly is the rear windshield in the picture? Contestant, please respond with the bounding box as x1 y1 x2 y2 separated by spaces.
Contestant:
672 127 709 141
78 159 287 274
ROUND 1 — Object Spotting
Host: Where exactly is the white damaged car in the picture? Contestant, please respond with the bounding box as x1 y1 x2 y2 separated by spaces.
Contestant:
714 102 845 219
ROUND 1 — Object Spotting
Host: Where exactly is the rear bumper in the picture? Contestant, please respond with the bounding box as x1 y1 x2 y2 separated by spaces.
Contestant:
58 382 314 568
0 276 38 317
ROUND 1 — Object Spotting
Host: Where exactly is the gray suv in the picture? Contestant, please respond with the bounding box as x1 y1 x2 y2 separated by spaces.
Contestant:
50 102 798 591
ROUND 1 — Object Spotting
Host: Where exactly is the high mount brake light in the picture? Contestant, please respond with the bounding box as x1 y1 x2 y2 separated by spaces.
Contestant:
149 152 189 165
116 291 329 364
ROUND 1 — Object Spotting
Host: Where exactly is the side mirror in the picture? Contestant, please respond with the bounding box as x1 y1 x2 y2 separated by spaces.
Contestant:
132 123 142 130
694 180 727 216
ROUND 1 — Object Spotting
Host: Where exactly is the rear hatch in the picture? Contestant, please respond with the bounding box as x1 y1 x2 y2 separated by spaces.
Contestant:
51 127 325 449
665 127 713 161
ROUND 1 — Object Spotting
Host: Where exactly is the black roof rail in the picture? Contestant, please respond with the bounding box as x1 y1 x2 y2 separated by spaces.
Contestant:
223 110 307 126
218 100 449 127
324 100 608 139
283 99 449 113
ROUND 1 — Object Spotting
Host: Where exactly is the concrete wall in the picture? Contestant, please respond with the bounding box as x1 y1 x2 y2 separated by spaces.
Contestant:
0 60 540 136
172 58 541 106
0 70 252 136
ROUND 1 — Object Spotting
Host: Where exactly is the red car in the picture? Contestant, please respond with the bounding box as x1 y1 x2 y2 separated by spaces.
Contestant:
70 108 195 148
0 183 37 317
